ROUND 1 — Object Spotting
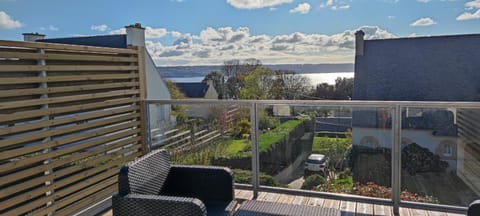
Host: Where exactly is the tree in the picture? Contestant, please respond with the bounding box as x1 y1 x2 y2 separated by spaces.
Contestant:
334 77 353 100
313 83 335 99
223 58 262 99
310 77 353 100
239 68 274 99
203 71 225 99
272 70 312 100
164 80 187 125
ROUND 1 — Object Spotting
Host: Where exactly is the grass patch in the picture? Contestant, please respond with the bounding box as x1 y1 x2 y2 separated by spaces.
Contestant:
312 136 351 155
224 139 250 157
258 119 303 152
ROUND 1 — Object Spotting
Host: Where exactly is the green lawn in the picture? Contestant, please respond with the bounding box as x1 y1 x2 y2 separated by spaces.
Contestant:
312 136 351 154
258 119 303 152
223 139 250 157
222 119 305 157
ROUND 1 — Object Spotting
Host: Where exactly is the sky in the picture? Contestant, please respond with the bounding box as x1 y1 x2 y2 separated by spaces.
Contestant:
1 0 479 66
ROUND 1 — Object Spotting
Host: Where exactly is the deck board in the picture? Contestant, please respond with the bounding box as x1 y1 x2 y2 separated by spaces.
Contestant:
373 204 393 216
409 207 428 216
356 202 374 216
340 200 356 216
99 189 467 216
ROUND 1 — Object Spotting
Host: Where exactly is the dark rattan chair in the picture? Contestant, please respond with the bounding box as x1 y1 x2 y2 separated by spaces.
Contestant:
112 149 236 216
468 199 480 216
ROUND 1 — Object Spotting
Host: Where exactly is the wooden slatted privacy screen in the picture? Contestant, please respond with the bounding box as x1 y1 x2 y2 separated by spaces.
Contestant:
0 40 147 215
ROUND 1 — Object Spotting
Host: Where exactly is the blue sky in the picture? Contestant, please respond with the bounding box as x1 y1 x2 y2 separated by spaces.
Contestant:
1 0 479 65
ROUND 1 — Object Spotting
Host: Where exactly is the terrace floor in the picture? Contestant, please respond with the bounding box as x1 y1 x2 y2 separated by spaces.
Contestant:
100 189 465 216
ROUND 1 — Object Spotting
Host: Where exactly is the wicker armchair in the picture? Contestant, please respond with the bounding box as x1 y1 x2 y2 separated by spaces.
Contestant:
112 149 236 216
468 199 480 216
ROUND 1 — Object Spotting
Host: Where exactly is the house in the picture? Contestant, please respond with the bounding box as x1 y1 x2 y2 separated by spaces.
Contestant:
175 80 219 118
175 80 218 100
23 23 174 132
352 31 480 194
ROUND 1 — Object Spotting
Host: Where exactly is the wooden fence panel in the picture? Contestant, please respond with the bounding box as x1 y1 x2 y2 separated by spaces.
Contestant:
0 40 146 216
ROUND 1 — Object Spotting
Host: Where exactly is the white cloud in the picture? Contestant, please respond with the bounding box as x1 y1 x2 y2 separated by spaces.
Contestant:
227 0 293 9
145 27 167 39
110 28 126 34
410 17 437 26
145 25 395 66
91 24 109 32
0 11 22 29
456 8 480 20
465 0 480 10
320 0 334 7
388 15 396 19
332 4 350 10
40 25 59 31
417 0 431 3
289 3 311 14
170 31 183 38
109 26 167 39
321 0 350 11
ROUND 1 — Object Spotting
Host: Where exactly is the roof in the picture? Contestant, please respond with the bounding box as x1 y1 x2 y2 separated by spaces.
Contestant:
353 33 480 101
175 82 209 98
37 34 127 48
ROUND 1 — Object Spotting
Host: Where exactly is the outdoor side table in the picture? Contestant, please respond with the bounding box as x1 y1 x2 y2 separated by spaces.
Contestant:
234 200 341 216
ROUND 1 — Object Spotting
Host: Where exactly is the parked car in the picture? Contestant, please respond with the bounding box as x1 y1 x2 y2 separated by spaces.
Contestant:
304 154 328 176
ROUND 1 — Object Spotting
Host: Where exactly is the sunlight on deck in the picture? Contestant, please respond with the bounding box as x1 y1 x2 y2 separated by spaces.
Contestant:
101 189 465 216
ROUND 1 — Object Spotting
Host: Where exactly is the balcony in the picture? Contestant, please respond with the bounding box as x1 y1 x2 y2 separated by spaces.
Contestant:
1 40 478 215
132 99 478 216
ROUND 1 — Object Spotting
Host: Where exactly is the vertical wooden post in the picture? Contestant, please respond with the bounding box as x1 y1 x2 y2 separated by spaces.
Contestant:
37 48 54 215
136 46 149 155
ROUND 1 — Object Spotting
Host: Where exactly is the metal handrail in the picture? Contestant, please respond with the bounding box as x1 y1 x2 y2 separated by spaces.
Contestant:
145 99 480 108
144 99 476 214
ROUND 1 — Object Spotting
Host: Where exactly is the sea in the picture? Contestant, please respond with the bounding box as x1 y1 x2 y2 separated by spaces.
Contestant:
158 64 354 86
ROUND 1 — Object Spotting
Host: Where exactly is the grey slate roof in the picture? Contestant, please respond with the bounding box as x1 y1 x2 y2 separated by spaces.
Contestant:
352 34 480 135
175 82 209 98
37 35 127 48
353 34 480 101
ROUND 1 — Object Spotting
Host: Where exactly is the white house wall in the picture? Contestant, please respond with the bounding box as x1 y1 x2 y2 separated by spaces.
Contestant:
144 51 172 130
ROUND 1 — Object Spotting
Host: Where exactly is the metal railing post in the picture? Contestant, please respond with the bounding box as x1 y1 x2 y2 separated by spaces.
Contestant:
250 102 260 199
391 104 402 215
143 101 152 153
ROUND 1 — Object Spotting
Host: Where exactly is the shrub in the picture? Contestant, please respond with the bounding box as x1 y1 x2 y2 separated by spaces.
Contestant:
259 114 280 130
234 118 251 138
301 174 326 190
233 169 284 187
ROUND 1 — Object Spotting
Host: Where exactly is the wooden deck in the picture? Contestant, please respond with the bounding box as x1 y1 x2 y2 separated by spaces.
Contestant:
101 189 465 216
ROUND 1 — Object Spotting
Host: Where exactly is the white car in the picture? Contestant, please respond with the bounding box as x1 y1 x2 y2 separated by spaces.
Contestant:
304 154 328 176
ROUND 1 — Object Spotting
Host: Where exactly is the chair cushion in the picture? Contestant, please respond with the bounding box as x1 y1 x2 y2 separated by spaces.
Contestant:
118 149 171 195
205 201 231 216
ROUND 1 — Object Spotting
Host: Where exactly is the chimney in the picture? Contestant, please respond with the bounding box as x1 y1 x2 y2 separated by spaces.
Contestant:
355 30 365 56
23 33 45 42
125 23 145 47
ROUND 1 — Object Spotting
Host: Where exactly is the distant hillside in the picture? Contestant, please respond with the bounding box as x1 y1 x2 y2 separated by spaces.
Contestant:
157 63 354 78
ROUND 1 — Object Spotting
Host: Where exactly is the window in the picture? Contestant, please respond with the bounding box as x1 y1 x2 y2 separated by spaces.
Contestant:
443 144 452 157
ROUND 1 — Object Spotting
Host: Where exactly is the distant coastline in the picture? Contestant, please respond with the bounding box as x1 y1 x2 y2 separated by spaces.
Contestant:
157 63 354 78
